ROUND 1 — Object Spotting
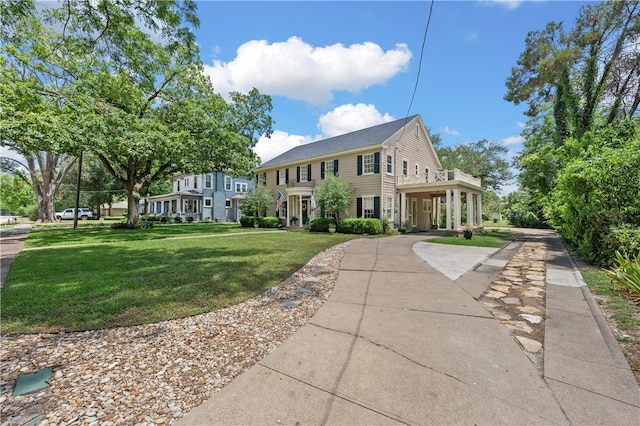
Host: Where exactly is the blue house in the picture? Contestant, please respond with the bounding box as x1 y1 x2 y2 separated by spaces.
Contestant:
143 172 254 222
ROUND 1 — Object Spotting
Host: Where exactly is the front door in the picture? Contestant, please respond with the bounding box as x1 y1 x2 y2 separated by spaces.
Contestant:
302 199 309 224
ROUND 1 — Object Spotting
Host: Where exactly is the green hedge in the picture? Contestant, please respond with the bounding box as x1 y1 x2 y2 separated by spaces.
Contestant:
309 217 336 232
239 216 257 227
258 216 281 228
339 218 382 235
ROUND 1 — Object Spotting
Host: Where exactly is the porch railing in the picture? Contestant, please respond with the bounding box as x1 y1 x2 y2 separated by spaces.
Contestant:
401 168 481 187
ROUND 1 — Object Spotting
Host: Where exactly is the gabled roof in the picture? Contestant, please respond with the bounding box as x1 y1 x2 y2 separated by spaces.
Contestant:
256 115 420 169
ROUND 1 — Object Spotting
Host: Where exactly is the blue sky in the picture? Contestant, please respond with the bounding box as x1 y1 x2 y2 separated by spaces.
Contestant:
195 0 595 194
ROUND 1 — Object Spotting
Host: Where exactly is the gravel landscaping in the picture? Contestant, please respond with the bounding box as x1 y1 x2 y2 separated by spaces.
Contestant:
0 240 353 425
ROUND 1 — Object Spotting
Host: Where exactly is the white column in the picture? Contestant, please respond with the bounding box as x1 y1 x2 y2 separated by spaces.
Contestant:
454 189 462 230
467 192 474 227
476 193 483 226
445 189 452 230
298 196 303 227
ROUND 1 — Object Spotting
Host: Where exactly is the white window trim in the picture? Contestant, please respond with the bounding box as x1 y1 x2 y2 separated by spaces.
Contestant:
324 160 334 177
362 195 375 218
225 176 232 191
300 166 309 182
205 174 213 189
363 153 375 175
386 154 393 175
279 169 287 185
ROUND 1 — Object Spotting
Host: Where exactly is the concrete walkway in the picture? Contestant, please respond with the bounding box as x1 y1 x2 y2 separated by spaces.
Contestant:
179 230 640 425
0 223 32 290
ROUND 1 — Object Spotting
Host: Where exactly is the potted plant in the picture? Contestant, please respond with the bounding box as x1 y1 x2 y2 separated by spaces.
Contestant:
290 216 299 225
328 223 337 233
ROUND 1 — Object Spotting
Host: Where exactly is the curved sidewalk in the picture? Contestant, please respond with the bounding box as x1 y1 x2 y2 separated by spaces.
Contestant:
180 231 640 425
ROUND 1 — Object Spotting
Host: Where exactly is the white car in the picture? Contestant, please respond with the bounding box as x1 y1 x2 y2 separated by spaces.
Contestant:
56 208 94 220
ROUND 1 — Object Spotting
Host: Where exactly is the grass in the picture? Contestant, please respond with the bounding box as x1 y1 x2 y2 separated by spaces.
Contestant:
24 223 272 248
427 229 519 248
1 229 357 334
581 268 640 331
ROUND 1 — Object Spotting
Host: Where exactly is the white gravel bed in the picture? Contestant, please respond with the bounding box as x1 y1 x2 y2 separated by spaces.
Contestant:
0 241 352 425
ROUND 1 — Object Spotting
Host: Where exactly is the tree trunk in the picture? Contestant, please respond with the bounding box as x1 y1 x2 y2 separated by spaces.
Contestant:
26 152 77 222
125 181 143 225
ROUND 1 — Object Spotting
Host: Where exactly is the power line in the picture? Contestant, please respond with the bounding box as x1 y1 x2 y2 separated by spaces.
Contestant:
405 0 435 118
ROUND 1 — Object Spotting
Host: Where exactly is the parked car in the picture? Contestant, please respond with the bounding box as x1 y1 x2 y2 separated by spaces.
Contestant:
0 213 18 225
56 208 94 220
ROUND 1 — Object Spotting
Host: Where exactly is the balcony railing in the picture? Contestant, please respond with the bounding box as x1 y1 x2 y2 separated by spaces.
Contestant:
402 169 481 187
287 179 316 188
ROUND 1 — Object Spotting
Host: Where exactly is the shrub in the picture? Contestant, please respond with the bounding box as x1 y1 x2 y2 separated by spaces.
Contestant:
111 221 153 229
609 251 640 297
339 218 382 235
186 215 195 223
258 216 281 228
239 216 257 227
25 204 39 221
309 217 336 232
596 224 640 267
172 215 182 223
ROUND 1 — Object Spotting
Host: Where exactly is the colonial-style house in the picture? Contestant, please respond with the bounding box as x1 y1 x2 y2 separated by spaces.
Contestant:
255 115 483 231
143 172 254 222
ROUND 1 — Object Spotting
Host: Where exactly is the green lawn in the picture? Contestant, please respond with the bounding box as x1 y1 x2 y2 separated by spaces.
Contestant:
581 268 640 331
24 223 270 248
1 229 356 334
427 229 520 248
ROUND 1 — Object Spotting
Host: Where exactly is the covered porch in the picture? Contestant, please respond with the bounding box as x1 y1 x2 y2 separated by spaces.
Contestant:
144 191 203 221
278 181 318 227
397 169 483 232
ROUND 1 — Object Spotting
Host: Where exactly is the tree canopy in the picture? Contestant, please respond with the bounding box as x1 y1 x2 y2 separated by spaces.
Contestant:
1 0 273 224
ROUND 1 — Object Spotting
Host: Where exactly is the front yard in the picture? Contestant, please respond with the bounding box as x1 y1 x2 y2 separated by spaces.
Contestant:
1 227 356 334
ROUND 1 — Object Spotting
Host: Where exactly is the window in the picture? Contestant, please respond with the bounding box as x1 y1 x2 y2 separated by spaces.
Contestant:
386 154 393 174
425 167 430 182
363 196 375 218
257 173 266 186
204 198 212 207
385 196 393 219
185 177 190 188
300 165 309 182
415 163 419 176
205 174 213 189
225 199 231 208
363 153 375 174
194 177 198 189
236 182 248 193
176 180 181 191
225 176 232 191
324 160 334 176
278 168 287 185
402 160 408 176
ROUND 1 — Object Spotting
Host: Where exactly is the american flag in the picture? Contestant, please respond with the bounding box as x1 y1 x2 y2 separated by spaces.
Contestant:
275 191 285 212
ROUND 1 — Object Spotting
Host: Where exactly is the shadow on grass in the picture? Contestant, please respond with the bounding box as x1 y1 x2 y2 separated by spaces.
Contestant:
1 237 305 334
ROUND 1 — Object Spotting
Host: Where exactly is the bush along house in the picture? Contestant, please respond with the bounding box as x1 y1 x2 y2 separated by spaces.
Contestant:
143 172 254 222
254 115 483 231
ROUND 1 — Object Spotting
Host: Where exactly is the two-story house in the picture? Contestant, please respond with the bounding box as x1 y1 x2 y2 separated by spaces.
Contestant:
255 115 483 231
143 172 254 222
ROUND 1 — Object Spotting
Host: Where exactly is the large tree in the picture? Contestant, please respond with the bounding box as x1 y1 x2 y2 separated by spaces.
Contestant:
436 139 512 192
1 0 273 225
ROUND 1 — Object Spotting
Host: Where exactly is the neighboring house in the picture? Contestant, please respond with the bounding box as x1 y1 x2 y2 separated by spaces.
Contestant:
100 200 128 217
143 172 254 222
255 115 483 231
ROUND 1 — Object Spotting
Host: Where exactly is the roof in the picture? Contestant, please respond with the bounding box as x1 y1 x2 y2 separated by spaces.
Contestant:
256 115 420 170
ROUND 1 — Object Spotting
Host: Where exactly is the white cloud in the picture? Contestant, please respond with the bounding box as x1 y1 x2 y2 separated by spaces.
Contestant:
254 130 315 164
516 121 525 128
502 135 525 146
203 37 412 105
318 104 395 137
483 0 523 10
441 125 460 137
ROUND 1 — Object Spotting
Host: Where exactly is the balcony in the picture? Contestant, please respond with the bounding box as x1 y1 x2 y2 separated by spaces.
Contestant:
401 169 481 187
287 179 316 188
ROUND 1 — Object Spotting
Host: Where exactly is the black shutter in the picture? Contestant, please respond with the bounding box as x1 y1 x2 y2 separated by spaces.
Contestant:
276 170 280 184
296 166 300 183
374 152 380 174
357 155 363 175
334 159 339 174
285 168 289 184
321 162 325 179
357 197 363 218
374 196 380 218
307 164 311 180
